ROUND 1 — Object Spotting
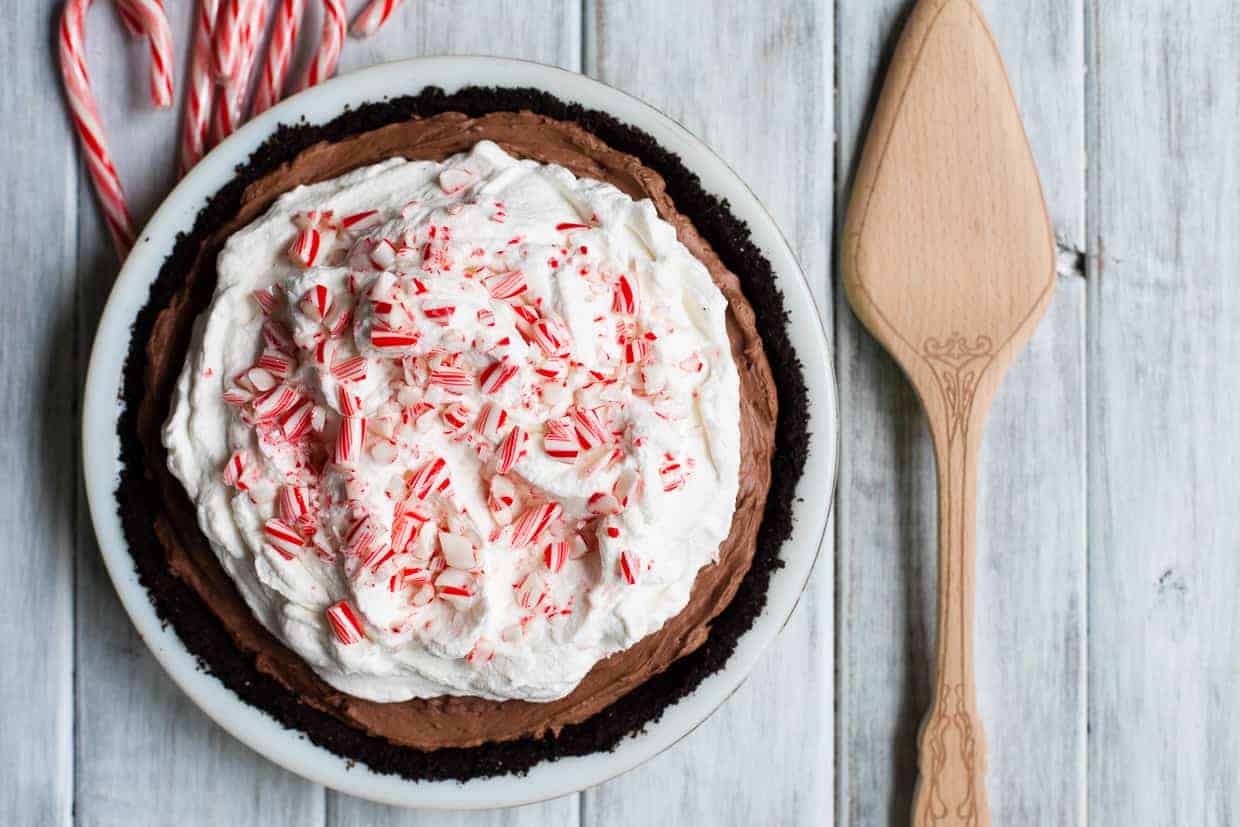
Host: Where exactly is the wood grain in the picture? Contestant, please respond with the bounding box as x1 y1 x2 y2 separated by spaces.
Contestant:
585 1 833 824
835 1 1087 825
1087 2 1240 824
0 3 77 825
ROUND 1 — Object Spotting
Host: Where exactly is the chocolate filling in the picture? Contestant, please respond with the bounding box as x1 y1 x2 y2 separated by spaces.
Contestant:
116 86 810 781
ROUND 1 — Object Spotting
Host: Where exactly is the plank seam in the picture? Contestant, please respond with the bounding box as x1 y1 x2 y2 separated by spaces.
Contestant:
1083 0 1100 823
831 0 845 823
68 138 82 827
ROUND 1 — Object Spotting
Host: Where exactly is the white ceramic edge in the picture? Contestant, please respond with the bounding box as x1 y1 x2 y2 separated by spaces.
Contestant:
82 56 837 810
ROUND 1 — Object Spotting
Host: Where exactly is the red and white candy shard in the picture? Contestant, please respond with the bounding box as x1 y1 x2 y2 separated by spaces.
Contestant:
279 399 315 441
495 426 527 475
543 419 579 463
473 402 508 441
487 475 519 525
515 572 547 609
484 270 527 300
436 568 475 604
429 364 471 394
543 540 568 573
253 385 302 422
344 515 381 558
478 361 518 394
619 550 641 585
289 223 338 268
531 317 572 357
568 406 608 449
263 518 305 559
253 286 279 315
331 354 367 383
334 416 366 465
336 386 363 416
587 491 622 516
659 453 691 492
613 273 639 314
421 301 456 325
510 502 562 548
222 450 251 489
300 284 334 320
441 402 473 433
277 486 311 524
256 349 293 378
613 467 642 507
406 456 450 500
370 325 420 355
326 600 366 645
340 209 381 233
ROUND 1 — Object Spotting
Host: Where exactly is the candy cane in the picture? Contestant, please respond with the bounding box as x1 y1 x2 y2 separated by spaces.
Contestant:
211 0 248 80
114 0 175 108
300 0 346 90
212 0 266 142
250 0 305 116
115 1 143 36
59 0 135 257
179 0 219 173
349 0 405 38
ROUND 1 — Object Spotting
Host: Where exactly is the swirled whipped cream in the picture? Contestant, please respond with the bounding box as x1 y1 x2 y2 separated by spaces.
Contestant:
163 141 740 703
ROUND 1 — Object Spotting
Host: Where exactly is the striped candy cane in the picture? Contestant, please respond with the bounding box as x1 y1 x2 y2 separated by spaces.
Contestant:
213 0 267 142
114 0 176 108
59 0 136 257
179 0 220 174
250 0 306 116
115 0 143 36
350 0 405 38
300 0 346 91
210 0 248 81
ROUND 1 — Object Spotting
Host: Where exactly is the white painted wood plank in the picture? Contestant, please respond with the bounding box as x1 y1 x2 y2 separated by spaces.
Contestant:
583 2 833 825
835 2 1087 824
0 4 77 825
73 7 325 827
330 798 579 827
335 0 582 73
327 1 584 822
1088 2 1240 824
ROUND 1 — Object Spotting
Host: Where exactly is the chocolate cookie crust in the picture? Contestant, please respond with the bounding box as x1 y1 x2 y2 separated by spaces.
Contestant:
116 85 811 782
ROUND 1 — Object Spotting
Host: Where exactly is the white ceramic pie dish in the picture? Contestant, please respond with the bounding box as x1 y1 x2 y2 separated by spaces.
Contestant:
81 56 836 809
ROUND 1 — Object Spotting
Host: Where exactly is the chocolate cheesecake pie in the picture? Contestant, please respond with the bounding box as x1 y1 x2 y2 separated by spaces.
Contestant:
117 87 808 780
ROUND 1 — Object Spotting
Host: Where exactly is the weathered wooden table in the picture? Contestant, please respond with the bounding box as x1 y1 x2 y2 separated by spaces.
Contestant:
7 1 1236 824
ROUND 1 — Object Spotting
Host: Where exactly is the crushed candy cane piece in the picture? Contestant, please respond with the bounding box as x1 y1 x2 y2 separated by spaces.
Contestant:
334 416 365 464
514 572 547 609
495 426 527 475
543 419 579 463
436 568 476 604
543 540 568 573
619 550 641 584
510 501 562 548
326 600 366 644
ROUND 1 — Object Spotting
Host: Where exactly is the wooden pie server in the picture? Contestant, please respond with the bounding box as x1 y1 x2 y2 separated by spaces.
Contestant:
842 1 1056 825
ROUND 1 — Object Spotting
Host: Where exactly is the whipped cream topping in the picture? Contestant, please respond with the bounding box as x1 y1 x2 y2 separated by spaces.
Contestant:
163 141 741 703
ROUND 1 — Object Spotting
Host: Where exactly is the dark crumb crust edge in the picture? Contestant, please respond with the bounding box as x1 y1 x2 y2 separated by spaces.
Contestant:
115 86 811 783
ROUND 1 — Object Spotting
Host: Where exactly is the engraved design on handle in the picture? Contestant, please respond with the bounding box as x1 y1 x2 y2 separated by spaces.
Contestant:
923 334 993 443
915 334 994 827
